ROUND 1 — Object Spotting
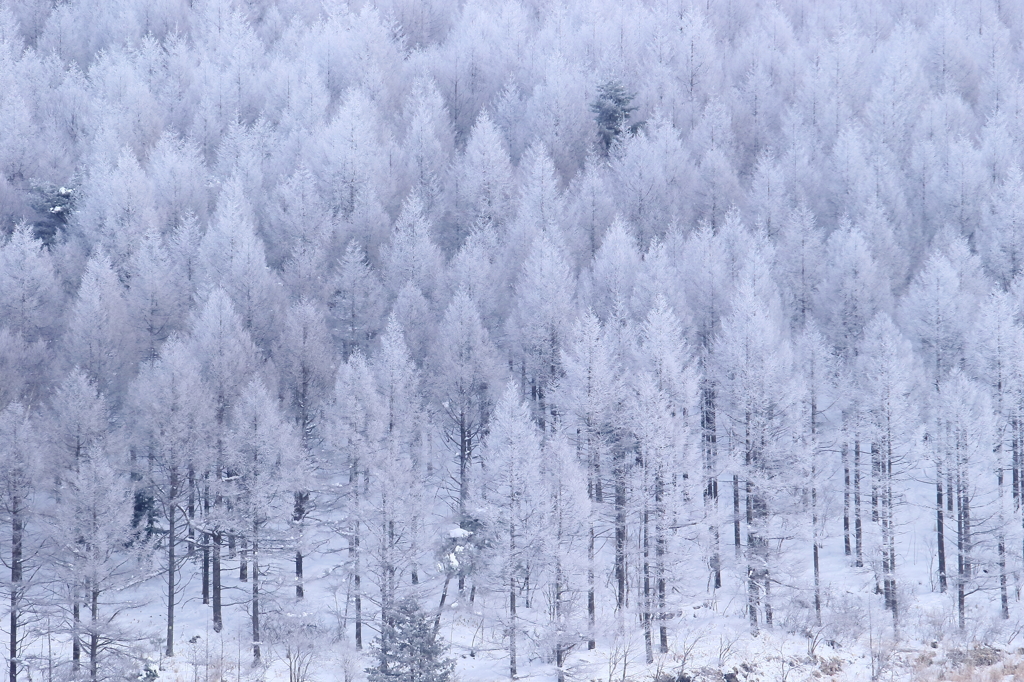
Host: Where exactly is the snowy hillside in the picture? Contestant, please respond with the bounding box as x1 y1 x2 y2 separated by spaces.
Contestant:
2 0 1024 681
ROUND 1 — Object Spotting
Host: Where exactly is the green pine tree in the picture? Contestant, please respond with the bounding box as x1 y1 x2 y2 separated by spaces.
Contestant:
590 81 638 154
367 597 455 682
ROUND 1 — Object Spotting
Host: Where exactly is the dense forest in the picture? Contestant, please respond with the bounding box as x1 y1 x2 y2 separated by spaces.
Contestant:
2 0 1024 680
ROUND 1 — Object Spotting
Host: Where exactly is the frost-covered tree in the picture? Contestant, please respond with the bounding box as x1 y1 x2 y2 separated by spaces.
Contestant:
229 379 301 662
716 269 794 631
128 339 214 656
0 403 38 682
430 289 499 536
479 382 546 679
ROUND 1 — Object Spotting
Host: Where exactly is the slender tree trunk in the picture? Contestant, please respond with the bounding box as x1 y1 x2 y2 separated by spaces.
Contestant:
871 443 880 523
998 464 1009 619
585 424 597 650
239 539 248 581
614 446 626 611
294 491 308 599
509 576 517 679
655 472 667 653
810 397 821 626
353 523 361 650
212 531 222 632
187 465 195 557
887 448 898 626
854 440 863 567
554 557 565 682
252 535 261 662
509 517 518 680
73 596 81 672
702 385 721 589
812 463 821 626
433 575 450 638
843 443 851 556
1013 417 1020 509
202 477 210 604
733 474 741 557
936 456 947 592
587 522 595 650
10 496 21 682
89 586 99 682
955 437 965 630
746 434 757 629
642 506 653 664
166 470 177 657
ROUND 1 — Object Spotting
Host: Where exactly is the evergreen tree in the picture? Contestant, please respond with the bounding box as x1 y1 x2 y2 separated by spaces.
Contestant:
366 597 454 682
591 81 638 154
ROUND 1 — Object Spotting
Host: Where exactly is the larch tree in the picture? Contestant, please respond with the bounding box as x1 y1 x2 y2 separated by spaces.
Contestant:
554 311 621 648
630 297 697 659
48 451 148 682
128 339 215 657
538 432 590 682
449 111 514 246
328 351 384 651
125 228 189 362
369 319 426 615
329 240 387 360
275 298 335 598
900 243 977 594
716 267 794 631
0 224 65 345
0 403 38 682
186 288 261 632
64 250 135 402
967 290 1024 619
933 370 994 631
857 314 919 626
229 378 301 662
480 382 546 680
506 231 576 431
198 178 282 353
429 288 500 580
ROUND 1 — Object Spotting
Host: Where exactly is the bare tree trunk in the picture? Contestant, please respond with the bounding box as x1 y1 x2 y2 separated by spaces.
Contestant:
655 472 668 653
998 463 1009 619
353 523 361 650
812 461 821 626
733 474 741 557
89 586 99 682
702 385 721 589
212 532 222 632
252 535 261 662
614 446 626 611
73 597 81 672
10 495 21 682
166 470 177 657
587 522 595 650
294 491 308 599
810 397 821 626
554 557 565 682
854 440 863 567
641 506 653 664
843 443 851 556
509 577 517 679
936 456 947 592
586 426 598 651
433 575 450 638
187 466 195 558
202 478 210 604
1013 417 1020 509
